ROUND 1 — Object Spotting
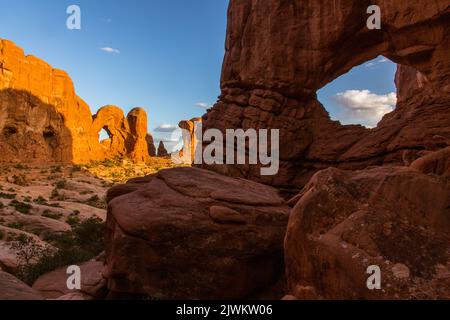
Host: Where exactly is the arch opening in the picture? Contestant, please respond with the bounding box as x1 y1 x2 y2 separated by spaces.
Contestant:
99 127 112 145
318 55 399 129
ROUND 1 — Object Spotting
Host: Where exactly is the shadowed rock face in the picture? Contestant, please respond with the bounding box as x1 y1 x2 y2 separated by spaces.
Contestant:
201 0 450 189
285 149 450 300
0 39 150 164
146 134 157 157
157 141 168 157
105 167 290 299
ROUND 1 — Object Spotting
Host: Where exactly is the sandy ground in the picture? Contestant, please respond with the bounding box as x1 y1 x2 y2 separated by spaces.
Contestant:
0 157 177 272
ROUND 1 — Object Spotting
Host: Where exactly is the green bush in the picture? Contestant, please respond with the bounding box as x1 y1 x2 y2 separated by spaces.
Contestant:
10 200 32 214
0 192 16 199
66 214 80 227
84 195 107 209
54 180 67 189
33 196 48 205
12 217 105 285
7 222 25 230
14 164 27 170
42 210 62 220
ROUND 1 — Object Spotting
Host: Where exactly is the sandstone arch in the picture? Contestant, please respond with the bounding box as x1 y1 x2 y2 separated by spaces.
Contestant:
0 39 150 164
202 0 450 189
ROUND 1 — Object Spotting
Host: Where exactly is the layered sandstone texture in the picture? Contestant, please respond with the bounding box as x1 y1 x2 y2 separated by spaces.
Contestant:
202 0 450 188
285 148 450 299
179 117 202 163
0 39 150 164
105 167 290 299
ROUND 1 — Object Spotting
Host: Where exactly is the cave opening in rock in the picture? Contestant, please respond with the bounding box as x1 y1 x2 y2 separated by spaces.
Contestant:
43 126 56 141
3 125 18 138
317 55 398 129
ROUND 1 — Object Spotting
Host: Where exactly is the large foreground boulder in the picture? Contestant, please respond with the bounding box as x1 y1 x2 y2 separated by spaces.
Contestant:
285 160 450 299
0 270 43 300
32 259 107 300
105 167 290 299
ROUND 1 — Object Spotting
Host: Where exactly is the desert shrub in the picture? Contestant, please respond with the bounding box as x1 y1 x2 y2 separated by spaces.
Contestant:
66 214 81 227
14 164 28 170
10 200 32 214
0 230 5 239
7 221 25 230
50 166 62 174
54 180 67 189
50 188 66 201
0 192 16 199
84 195 107 209
71 165 82 172
12 174 28 186
33 196 48 205
12 217 105 285
42 210 62 220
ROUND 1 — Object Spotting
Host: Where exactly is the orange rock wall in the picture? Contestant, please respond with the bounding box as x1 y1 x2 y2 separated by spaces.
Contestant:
0 39 149 164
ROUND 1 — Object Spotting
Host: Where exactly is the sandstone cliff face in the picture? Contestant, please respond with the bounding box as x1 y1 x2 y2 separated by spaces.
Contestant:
0 39 150 164
202 0 450 188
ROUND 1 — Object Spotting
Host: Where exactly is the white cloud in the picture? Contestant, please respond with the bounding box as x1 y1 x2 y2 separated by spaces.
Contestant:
154 124 179 133
334 90 397 128
195 102 212 109
100 47 120 54
365 56 390 68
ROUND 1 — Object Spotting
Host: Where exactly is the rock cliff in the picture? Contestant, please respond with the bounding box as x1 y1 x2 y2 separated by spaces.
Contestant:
0 39 150 164
201 0 450 189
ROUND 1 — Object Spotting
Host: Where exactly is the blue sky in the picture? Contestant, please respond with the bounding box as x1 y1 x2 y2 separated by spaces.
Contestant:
0 0 397 149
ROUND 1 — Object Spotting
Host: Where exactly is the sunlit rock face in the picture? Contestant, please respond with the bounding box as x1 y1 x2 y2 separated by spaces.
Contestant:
201 0 450 189
0 39 150 164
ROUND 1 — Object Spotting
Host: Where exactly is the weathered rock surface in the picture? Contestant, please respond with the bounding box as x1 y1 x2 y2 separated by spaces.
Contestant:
179 117 202 163
146 134 157 157
285 155 450 299
201 0 450 189
0 270 43 300
32 259 107 300
105 167 290 299
0 39 150 164
157 141 168 157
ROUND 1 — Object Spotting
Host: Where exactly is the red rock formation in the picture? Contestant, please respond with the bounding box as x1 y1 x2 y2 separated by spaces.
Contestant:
0 39 150 164
179 117 202 163
157 141 168 157
105 167 289 299
284 150 450 299
201 0 450 189
146 134 157 157
0 270 43 300
32 260 107 300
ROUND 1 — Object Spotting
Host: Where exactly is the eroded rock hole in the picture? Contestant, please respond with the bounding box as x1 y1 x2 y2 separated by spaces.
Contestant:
318 56 398 129
3 126 18 138
99 127 112 143
43 126 57 140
